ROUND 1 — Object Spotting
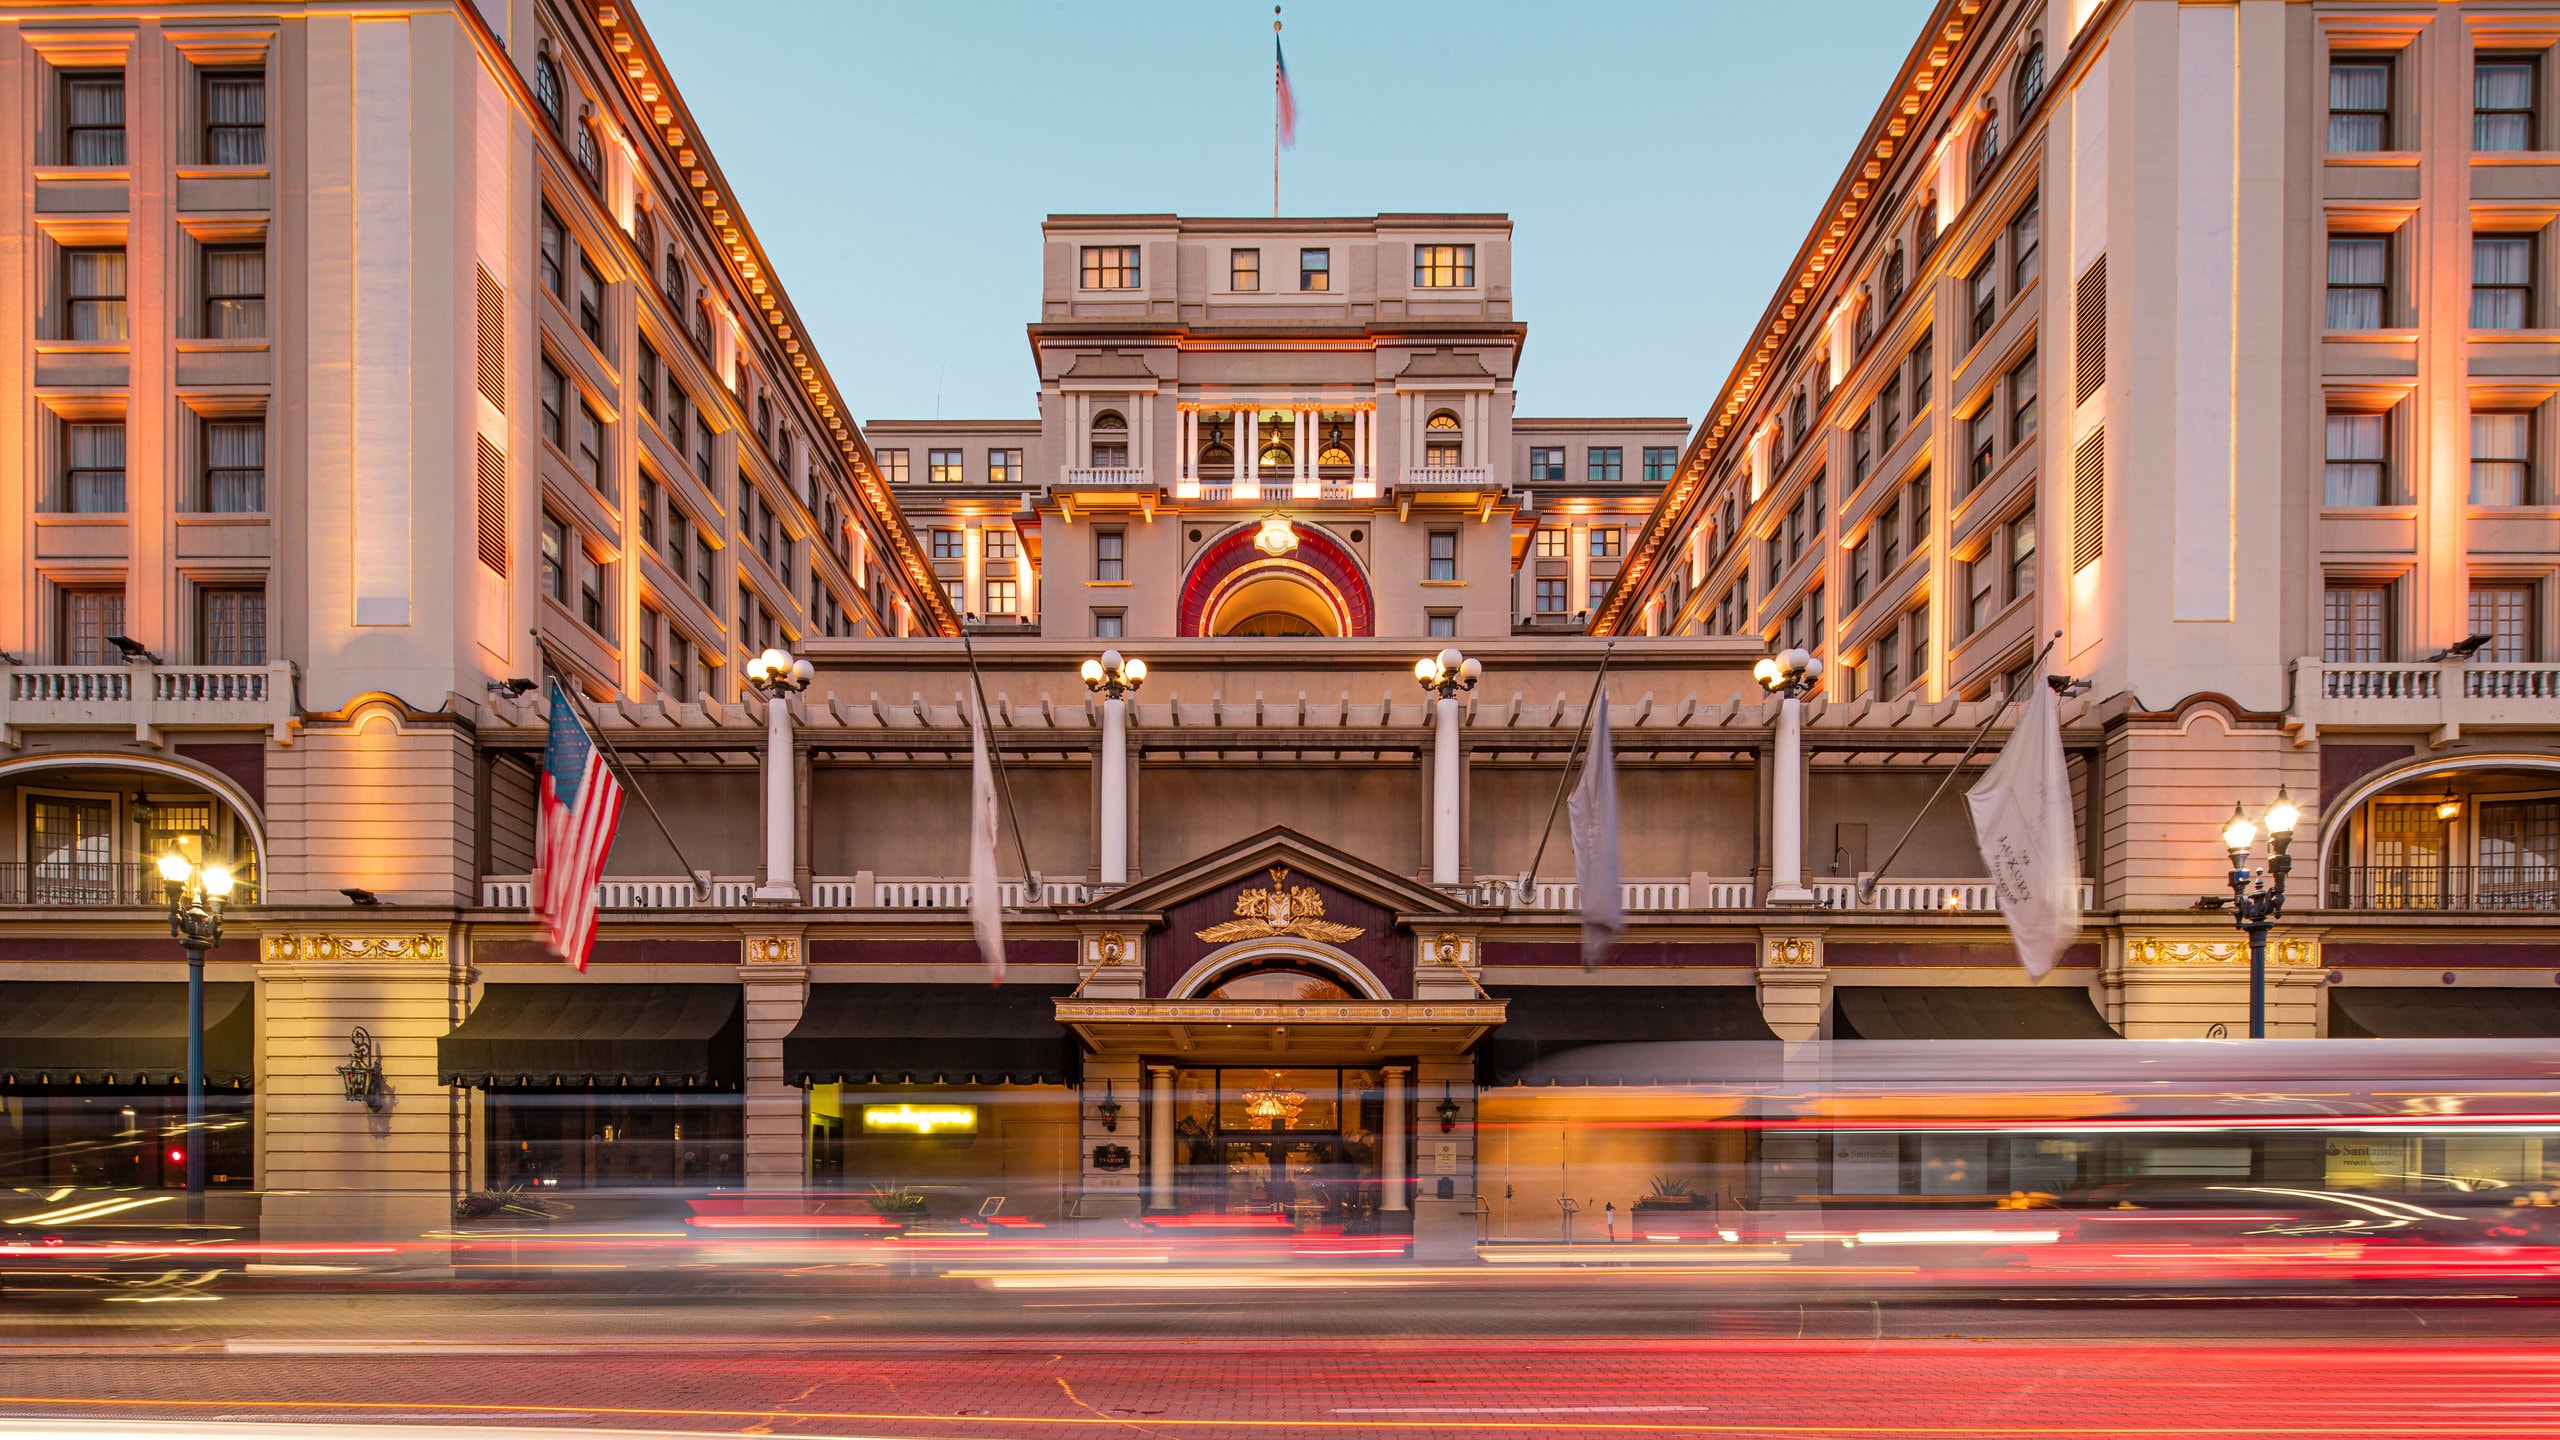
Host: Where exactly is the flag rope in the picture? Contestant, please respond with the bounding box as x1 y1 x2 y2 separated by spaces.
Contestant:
1515 640 1615 908
1858 628 2064 903
532 636 711 900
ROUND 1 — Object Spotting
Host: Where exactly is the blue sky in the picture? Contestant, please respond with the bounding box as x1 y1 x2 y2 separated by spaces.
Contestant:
634 1 1934 426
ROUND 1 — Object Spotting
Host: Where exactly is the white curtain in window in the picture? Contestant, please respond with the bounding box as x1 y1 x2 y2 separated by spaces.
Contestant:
66 249 127 341
66 77 125 165
206 75 265 164
2471 237 2533 329
2326 238 2387 329
2329 63 2388 152
2470 411 2532 506
2324 413 2387 506
66 421 125 512
2476 63 2535 152
206 419 264 512
205 247 264 338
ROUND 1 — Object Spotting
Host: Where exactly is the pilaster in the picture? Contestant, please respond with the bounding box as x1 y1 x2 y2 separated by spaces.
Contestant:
1755 930 1828 1041
738 930 807 1188
2112 927 2324 1037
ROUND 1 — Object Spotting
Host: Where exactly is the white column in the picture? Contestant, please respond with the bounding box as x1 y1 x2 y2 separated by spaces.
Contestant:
1769 693 1813 904
1100 694 1129 886
1138 391 1153 477
1147 1063 1176 1211
1237 407 1257 500
1381 1065 1409 1212
1353 406 1372 497
1432 694 1461 886
753 693 799 903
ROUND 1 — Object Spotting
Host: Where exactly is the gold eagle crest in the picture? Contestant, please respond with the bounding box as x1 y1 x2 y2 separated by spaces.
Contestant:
1195 867 1366 945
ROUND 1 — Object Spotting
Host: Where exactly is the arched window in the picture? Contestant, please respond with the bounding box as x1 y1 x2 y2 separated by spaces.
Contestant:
1425 408 1464 468
1318 417 1354 468
662 249 685 311
2014 41 2046 117
1090 411 1128 468
575 122 601 191
633 207 655 265
1205 966 1351 1001
1973 109 2001 176
1883 246 1906 310
533 53 563 134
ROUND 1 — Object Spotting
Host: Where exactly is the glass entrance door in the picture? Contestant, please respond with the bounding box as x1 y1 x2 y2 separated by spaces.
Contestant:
1172 1066 1389 1226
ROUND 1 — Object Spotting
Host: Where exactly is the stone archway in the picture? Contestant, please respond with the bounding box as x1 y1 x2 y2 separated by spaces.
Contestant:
1177 523 1374 638
1167 939 1394 1001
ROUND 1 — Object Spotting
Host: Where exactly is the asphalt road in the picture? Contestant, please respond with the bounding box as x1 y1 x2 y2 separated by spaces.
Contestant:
5 1274 2560 1439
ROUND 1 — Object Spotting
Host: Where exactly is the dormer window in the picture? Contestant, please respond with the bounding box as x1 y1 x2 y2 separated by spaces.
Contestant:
1080 246 1140 290
1414 244 1475 288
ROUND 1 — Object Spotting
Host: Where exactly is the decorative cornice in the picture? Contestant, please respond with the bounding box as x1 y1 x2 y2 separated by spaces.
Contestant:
2127 936 2320 968
261 934 449 964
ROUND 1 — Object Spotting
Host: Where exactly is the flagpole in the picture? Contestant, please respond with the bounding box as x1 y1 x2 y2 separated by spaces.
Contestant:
1272 7 1282 218
959 632 1044 908
1516 641 1615 907
1859 629 2064 903
531 635 711 899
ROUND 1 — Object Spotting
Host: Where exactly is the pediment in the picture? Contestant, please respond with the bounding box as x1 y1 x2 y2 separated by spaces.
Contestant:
1061 349 1160 381
1093 825 1465 922
1393 347 1493 380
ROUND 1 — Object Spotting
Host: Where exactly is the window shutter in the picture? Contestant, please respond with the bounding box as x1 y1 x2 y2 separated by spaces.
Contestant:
476 435 509 576
2070 428 2104 573
2073 254 2106 405
476 265 506 412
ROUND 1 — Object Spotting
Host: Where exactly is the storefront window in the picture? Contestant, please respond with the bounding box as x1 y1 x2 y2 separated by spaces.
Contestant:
0 1089 253 1188
805 1083 1077 1220
485 1091 741 1189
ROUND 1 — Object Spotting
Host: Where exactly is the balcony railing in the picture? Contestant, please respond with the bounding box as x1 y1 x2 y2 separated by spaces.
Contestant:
1174 476 1376 503
0 862 260 906
2288 658 2560 742
2326 865 2559 912
1466 878 1753 910
1056 467 1155 491
1399 465 1494 491
478 875 1093 911
1808 878 2099 912
1 661 297 743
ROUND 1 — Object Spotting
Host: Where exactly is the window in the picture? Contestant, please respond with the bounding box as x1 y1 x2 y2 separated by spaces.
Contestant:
63 421 124 513
199 587 266 666
665 627 693 699
539 359 566 451
2324 412 2389 506
1425 411 1463 468
984 528 1018 561
693 414 713 478
929 448 965 484
1529 447 1565 482
2008 507 2037 599
1589 577 1611 612
637 475 660 551
1878 627 1901 699
1428 612 1457 638
1965 557 1995 635
2009 352 2040 445
1230 248 1260 291
2330 56 2391 152
2473 235 2534 329
1882 246 1906 311
1590 527 1623 559
1093 611 1124 639
2477 57 2537 152
1908 602 1931 685
1785 496 1806 564
1644 447 1679 482
665 384 689 457
58 586 124 666
989 448 1022 485
664 493 687 574
203 245 264 339
1535 527 1567 559
575 124 601 192
574 399 605 490
1090 412 1129 468
2472 411 2533 505
539 204 566 297
204 418 263 512
1968 408 1998 494
65 248 127 341
2324 583 2391 662
637 340 659 420
1909 332 1933 408
1535 577 1569 613
540 515 568 602
533 52 563 132
984 579 1019 616
576 255 605 344
2010 193 2041 292
1588 447 1623 482
878 448 908 485
1095 530 1125 581
1414 244 1476 287
1300 248 1330 291
1973 110 2002 177
1849 535 1871 605
693 522 715 606
2327 235 2389 329
63 70 125 166
929 528 963 561
1969 256 1999 344
1880 376 1904 450
1428 531 1458 581
1907 472 1932 554
1880 499 1903 574
1080 245 1139 289
2471 583 2536 661
940 578 965 611
639 608 661 682
1765 534 1784 590
661 249 685 312
2016 40 2046 115
1852 412 1873 485
579 547 606 633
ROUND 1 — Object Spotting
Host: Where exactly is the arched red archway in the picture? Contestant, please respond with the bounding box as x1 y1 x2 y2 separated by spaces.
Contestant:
1176 523 1375 638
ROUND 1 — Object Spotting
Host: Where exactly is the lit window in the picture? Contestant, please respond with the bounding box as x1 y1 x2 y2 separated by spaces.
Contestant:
1300 248 1330 291
1534 528 1567 559
929 448 965 484
1230 248 1260 291
1080 245 1140 289
1590 527 1622 559
988 448 1022 485
1414 244 1475 287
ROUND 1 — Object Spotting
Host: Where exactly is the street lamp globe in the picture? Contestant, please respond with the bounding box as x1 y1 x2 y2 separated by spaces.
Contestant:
203 865 235 899
2265 785 2300 838
158 850 192 885
2222 802 2257 862
1414 657 1438 684
1123 658 1146 685
1081 658 1106 686
1457 656 1482 685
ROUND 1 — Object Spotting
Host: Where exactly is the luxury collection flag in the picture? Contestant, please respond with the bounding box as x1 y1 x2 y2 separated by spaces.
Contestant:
1567 689 1624 968
968 696 1006 984
532 678 623 971
1964 678 2082 979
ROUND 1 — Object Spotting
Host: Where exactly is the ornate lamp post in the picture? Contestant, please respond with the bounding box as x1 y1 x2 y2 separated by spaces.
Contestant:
1080 649 1147 887
157 849 234 1199
1416 648 1482 887
2219 786 2301 1039
744 646 815 903
1753 648 1825 905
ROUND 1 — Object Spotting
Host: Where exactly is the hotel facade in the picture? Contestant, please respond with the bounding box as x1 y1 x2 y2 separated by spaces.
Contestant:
2 0 2556 1249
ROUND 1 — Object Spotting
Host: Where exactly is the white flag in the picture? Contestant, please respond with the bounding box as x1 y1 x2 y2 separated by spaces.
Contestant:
968 696 1006 985
1567 689 1623 969
1964 679 2081 979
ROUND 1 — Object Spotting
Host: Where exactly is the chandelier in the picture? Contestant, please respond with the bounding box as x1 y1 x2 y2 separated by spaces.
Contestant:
1240 1072 1306 1128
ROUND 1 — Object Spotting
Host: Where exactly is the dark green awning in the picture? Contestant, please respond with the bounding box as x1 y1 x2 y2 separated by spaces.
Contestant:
784 984 1076 1086
1832 985 2116 1040
0 982 253 1087
1482 985 1777 1083
438 985 742 1088
2331 987 2560 1039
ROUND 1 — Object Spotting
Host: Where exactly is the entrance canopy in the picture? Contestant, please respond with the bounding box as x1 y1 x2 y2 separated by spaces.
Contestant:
1057 997 1505 1064
1483 985 1775 1084
1832 985 2115 1040
787 983 1077 1085
438 985 743 1088
2330 987 2560 1038
0 981 253 1087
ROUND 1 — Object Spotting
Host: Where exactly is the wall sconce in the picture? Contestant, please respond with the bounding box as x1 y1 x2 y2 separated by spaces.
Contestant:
336 1026 387 1112
1437 1080 1460 1133
1097 1078 1121 1132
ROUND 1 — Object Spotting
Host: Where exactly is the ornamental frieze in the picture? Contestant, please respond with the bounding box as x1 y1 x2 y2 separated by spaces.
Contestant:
261 934 448 964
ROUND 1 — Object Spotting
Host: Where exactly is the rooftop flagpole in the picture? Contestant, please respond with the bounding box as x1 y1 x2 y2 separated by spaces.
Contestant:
529 633 711 899
1273 6 1295 218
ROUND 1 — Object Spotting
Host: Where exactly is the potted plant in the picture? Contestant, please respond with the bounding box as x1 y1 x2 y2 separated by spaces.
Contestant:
864 1184 931 1220
1634 1175 1698 1209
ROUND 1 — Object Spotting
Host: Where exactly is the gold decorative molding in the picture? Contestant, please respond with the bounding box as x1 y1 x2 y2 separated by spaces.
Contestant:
1097 931 1131 966
1763 936 1822 967
744 936 800 965
261 934 448 964
2126 936 2318 967
1195 867 1365 945
1429 932 1468 966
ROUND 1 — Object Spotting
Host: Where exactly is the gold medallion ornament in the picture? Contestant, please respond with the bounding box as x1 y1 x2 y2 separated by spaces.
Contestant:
1195 867 1366 945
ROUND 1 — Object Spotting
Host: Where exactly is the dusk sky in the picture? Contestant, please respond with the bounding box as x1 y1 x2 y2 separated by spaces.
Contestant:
634 1 1935 427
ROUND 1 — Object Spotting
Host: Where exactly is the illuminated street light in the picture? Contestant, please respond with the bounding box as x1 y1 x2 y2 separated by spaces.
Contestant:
2216 785 2299 1039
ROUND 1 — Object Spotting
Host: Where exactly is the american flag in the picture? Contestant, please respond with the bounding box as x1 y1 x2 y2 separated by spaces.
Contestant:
533 677 623 970
1274 27 1297 148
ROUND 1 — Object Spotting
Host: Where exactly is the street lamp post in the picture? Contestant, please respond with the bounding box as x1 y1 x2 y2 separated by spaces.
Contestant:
1754 648 1825 905
744 646 815 904
1415 648 1482 888
2218 787 2301 1039
157 849 234 1201
1080 650 1147 888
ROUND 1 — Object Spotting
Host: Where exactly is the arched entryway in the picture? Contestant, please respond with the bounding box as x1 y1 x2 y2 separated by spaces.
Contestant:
1177 522 1375 638
0 751 267 905
2317 752 2558 910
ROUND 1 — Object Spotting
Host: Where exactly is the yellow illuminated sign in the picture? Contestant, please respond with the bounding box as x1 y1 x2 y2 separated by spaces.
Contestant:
861 1103 978 1135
